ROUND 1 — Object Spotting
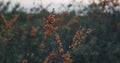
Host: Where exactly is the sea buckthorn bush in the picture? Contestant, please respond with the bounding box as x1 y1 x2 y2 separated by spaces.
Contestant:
0 0 120 63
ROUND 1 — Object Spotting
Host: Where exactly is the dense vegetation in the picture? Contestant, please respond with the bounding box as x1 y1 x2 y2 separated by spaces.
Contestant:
0 0 120 63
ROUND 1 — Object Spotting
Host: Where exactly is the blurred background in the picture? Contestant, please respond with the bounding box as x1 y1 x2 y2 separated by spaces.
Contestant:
0 0 120 63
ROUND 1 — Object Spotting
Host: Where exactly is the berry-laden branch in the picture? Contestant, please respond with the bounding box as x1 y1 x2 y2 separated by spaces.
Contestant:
0 13 19 32
43 8 73 63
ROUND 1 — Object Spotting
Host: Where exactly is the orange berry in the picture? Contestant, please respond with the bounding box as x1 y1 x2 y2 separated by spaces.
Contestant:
0 25 2 29
45 24 53 31
48 17 55 24
22 59 27 63
30 27 37 36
